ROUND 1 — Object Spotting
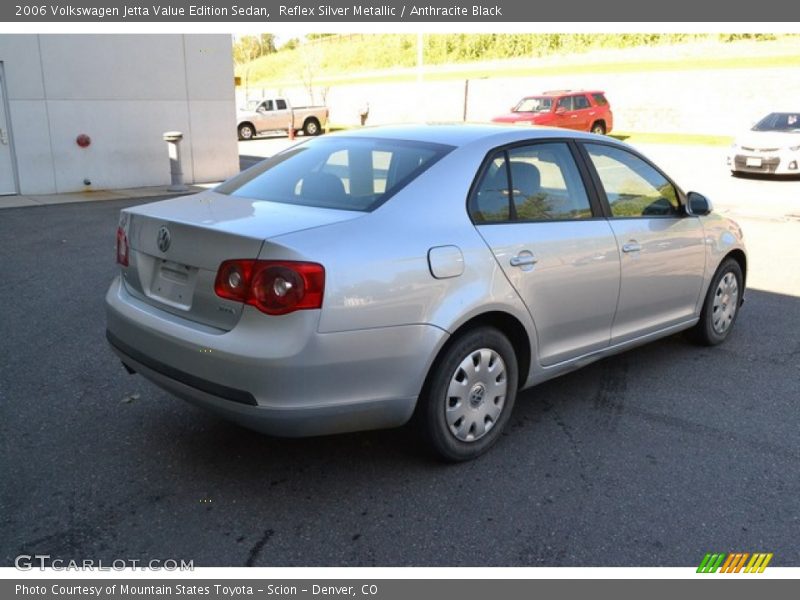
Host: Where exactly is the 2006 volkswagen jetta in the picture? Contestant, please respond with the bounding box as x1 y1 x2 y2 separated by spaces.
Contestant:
106 125 746 461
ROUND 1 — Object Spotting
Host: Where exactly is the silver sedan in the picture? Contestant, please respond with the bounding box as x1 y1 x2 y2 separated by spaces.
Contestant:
106 125 747 461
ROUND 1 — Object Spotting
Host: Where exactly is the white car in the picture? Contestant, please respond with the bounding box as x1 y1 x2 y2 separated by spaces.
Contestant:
728 112 800 176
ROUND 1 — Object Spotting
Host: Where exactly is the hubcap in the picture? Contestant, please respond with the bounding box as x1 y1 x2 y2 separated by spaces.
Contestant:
445 348 507 443
241 127 253 139
712 271 739 334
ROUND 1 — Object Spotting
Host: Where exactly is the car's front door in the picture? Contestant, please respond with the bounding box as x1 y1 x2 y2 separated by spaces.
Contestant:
582 142 706 344
471 141 621 366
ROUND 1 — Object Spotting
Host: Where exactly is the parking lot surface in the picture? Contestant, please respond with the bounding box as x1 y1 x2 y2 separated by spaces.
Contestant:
1 141 799 567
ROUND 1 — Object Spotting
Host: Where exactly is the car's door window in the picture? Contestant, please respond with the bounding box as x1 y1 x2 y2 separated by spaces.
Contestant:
557 96 574 111
471 154 510 222
584 144 680 218
574 95 591 110
471 143 593 223
276 99 288 110
263 100 274 111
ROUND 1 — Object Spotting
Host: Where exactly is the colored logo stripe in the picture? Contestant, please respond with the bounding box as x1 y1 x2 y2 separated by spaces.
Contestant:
697 552 773 573
745 553 773 573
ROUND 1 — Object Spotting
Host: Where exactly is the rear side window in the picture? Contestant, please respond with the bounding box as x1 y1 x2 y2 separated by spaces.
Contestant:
556 96 574 111
276 99 288 110
584 144 680 218
216 137 452 212
470 142 593 223
592 93 609 106
574 95 591 110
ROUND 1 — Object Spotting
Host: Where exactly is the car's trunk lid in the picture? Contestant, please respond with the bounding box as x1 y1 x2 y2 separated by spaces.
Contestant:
120 189 361 330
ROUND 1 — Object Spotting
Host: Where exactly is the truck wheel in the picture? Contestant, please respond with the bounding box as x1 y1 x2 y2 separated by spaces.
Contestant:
303 118 321 136
238 123 256 141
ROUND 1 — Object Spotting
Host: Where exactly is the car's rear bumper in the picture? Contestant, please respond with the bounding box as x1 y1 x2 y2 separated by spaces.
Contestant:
105 277 448 437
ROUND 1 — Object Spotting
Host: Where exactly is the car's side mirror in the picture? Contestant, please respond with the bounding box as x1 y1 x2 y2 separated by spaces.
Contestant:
686 191 713 216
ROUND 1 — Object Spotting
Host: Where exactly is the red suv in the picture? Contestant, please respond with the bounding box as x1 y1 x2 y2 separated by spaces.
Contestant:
492 90 613 135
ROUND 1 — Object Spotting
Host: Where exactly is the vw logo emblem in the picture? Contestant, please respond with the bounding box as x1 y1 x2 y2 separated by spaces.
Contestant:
156 226 171 253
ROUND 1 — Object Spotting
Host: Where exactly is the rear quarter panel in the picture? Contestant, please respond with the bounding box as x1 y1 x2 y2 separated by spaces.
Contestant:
258 144 537 343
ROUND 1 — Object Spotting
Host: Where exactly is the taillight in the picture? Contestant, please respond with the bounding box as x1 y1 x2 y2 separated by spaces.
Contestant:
116 226 129 266
214 260 325 315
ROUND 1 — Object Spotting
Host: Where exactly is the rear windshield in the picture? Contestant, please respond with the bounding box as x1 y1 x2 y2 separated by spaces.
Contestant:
514 97 553 113
216 137 453 211
752 112 800 133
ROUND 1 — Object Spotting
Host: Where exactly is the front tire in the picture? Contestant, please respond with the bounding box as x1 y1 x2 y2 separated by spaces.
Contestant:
417 327 518 462
238 123 256 141
688 258 743 346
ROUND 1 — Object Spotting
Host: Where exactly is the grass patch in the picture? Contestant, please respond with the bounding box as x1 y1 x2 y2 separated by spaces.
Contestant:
238 34 800 89
611 132 734 146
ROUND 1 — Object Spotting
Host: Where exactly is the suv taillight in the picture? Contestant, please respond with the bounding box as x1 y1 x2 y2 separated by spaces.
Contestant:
214 260 325 315
116 226 129 266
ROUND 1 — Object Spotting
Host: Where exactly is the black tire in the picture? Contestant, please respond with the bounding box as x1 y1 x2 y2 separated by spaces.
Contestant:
238 123 256 141
417 327 518 462
590 121 607 135
303 118 321 136
688 257 743 346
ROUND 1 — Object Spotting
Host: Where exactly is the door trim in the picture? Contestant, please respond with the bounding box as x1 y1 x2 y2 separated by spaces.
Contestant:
0 61 20 196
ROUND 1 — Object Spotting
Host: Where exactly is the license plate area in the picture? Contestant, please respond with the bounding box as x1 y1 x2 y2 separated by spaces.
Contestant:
149 259 198 309
746 156 763 167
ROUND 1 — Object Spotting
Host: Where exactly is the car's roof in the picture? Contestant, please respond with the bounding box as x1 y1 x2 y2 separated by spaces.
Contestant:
531 90 605 97
329 123 610 148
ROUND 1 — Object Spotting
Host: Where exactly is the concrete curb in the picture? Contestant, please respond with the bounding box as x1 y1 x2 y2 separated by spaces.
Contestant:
0 183 219 210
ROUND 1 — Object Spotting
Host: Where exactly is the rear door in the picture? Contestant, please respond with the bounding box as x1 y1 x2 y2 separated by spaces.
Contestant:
581 142 706 343
553 96 581 131
572 94 593 131
254 99 290 131
471 141 620 366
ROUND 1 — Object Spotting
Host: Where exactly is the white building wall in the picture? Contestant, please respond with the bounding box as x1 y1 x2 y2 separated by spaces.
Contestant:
0 34 238 195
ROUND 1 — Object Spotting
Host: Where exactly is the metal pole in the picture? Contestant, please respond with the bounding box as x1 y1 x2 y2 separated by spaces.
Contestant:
417 33 424 120
463 79 469 122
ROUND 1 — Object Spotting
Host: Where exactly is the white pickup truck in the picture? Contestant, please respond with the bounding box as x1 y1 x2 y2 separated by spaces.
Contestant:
237 97 329 140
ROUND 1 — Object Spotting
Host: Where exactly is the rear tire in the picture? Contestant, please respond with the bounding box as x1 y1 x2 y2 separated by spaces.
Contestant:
303 118 321 136
688 258 743 346
238 123 256 141
417 327 518 462
590 121 607 135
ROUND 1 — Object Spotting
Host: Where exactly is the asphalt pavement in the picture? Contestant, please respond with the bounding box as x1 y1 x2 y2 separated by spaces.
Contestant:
1 143 799 567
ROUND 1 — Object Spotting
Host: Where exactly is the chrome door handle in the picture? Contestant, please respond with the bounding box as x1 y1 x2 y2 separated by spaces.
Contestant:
621 242 642 253
510 254 538 267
